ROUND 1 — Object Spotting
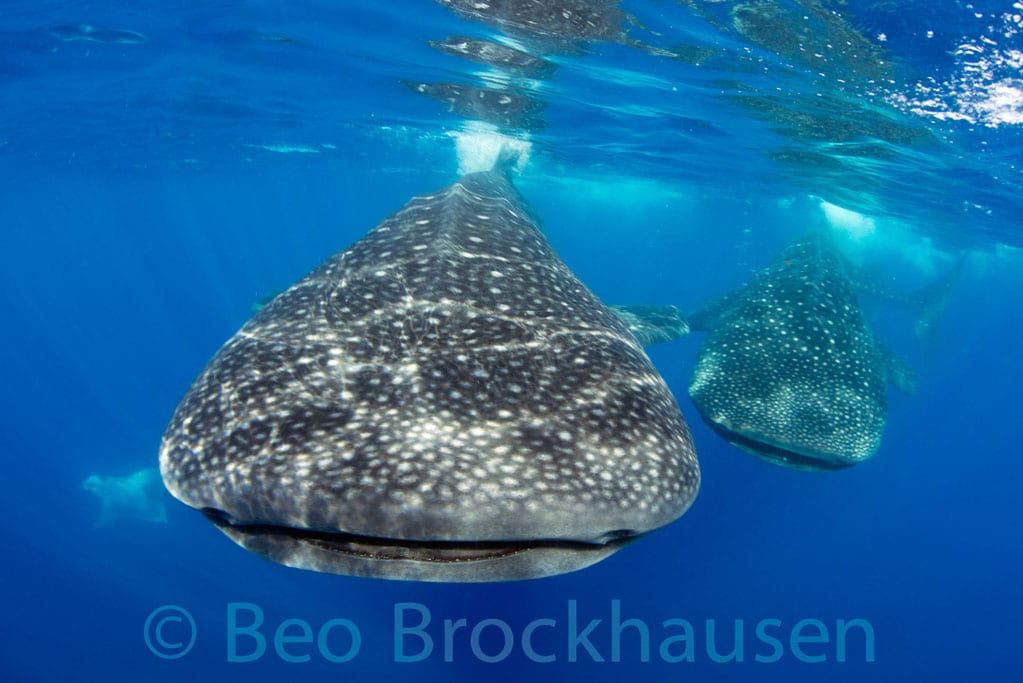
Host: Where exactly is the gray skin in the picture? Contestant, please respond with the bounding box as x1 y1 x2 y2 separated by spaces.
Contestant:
160 165 699 582
687 233 912 471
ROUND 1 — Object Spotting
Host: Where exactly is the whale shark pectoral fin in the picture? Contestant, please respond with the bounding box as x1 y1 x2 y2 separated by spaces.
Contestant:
912 252 970 340
888 357 920 395
687 288 744 332
609 305 689 346
875 338 919 395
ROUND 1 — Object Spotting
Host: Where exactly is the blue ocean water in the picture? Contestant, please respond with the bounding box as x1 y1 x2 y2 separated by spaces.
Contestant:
2 1 1021 681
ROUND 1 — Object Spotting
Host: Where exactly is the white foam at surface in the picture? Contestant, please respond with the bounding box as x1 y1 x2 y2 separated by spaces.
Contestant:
891 5 1023 128
818 199 956 279
449 123 532 175
821 200 877 240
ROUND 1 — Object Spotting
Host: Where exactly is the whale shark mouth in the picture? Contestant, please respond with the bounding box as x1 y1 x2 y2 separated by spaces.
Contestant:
202 508 640 565
705 422 854 472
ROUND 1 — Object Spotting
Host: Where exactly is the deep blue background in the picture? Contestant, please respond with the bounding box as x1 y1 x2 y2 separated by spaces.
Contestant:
2 1 1021 681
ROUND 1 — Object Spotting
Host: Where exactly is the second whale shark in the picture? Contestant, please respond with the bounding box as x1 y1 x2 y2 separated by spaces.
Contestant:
687 233 917 471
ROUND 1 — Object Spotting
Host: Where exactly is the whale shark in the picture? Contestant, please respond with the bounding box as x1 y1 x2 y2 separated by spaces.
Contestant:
83 467 168 526
687 233 916 471
160 160 700 582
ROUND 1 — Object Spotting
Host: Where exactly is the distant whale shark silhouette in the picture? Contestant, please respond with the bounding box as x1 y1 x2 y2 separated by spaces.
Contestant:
83 467 168 526
161 156 700 582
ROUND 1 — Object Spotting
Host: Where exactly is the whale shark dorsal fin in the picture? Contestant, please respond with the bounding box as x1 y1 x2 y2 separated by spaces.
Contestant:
847 252 969 342
492 145 522 175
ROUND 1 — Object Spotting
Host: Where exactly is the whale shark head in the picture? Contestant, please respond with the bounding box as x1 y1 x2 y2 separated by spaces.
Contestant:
160 169 699 581
688 234 888 471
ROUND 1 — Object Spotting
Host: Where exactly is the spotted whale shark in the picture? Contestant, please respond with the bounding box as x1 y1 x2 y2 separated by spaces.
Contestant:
160 161 699 581
687 233 916 471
